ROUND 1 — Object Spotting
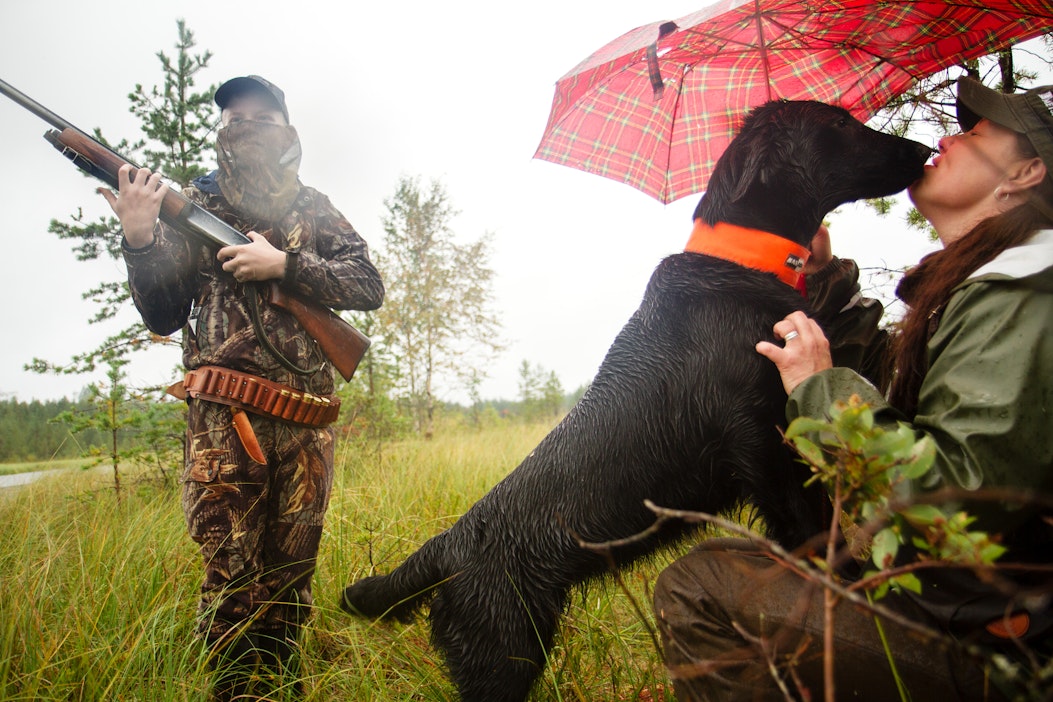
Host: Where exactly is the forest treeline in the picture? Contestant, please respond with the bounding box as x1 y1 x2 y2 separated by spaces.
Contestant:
0 378 582 464
0 397 108 462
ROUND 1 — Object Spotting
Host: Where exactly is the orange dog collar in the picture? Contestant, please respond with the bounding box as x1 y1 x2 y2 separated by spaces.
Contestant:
684 219 811 293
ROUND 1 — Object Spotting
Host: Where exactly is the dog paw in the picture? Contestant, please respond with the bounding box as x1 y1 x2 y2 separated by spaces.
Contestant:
339 585 365 616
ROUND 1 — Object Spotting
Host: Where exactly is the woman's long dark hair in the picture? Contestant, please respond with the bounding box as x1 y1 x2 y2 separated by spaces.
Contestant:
888 136 1053 417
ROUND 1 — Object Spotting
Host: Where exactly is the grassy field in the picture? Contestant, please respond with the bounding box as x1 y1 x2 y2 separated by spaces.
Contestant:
0 420 685 701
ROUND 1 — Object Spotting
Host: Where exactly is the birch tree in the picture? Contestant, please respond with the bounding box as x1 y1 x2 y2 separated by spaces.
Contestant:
377 176 503 437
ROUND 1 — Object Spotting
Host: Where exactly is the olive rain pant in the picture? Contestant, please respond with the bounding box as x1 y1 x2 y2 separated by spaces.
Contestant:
653 539 1009 702
182 399 335 646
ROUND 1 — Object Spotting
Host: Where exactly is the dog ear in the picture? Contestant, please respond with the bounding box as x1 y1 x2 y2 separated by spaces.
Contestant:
730 140 772 202
725 106 785 203
698 101 807 218
696 108 772 211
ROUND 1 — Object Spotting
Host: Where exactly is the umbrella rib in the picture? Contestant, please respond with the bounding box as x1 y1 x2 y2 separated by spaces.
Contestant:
659 62 689 203
752 0 772 102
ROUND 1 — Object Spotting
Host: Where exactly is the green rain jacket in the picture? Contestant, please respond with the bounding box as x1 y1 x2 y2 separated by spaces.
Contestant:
790 230 1053 542
790 230 1053 646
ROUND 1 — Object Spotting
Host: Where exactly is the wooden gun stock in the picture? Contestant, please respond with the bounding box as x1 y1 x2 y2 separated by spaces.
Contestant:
266 282 371 382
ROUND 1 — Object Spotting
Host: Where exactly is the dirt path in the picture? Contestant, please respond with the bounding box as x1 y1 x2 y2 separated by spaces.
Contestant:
0 469 64 489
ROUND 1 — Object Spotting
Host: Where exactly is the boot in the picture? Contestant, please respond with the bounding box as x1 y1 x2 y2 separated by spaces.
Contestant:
253 629 303 700
209 634 261 702
208 627 303 701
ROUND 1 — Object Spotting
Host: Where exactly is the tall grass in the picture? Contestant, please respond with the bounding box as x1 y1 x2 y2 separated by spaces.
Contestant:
0 420 681 701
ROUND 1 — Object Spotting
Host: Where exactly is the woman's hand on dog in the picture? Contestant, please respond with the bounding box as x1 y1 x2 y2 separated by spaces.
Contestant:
756 311 833 395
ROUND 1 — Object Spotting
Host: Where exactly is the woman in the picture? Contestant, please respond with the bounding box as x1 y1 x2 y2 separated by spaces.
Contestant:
653 76 1053 701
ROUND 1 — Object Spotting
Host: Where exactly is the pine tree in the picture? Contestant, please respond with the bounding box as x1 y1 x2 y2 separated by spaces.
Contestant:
28 20 217 380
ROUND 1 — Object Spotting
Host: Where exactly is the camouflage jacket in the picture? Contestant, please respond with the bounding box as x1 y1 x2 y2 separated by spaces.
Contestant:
122 179 384 396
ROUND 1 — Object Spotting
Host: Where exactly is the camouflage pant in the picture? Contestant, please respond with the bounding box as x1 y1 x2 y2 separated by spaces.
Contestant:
182 399 335 644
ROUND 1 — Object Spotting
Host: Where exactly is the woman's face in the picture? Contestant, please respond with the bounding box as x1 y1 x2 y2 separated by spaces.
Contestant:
909 118 1029 244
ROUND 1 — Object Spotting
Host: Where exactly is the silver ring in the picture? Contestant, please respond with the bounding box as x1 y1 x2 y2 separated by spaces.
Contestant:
783 330 800 342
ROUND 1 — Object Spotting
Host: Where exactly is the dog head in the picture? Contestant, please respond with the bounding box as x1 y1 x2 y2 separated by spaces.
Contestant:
694 101 932 245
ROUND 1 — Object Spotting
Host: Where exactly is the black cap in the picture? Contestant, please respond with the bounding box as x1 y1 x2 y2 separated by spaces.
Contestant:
214 75 289 123
957 76 1053 170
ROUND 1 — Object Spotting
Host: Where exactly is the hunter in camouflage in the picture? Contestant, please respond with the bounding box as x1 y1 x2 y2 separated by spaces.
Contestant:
103 75 383 700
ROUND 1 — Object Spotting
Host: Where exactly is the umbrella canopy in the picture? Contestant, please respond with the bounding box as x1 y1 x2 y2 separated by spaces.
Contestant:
534 0 1053 204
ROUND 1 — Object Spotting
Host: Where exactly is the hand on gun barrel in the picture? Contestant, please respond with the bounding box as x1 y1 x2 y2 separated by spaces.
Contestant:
96 164 167 248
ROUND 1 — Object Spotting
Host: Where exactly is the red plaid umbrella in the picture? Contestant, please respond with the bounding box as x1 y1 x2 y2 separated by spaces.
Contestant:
534 0 1053 204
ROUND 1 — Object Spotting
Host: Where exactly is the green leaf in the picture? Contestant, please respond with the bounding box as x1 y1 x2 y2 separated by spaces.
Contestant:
858 405 875 431
980 543 1008 563
790 436 826 467
900 504 945 527
785 417 832 440
863 430 913 461
871 528 901 569
902 435 936 479
833 401 873 437
892 572 922 595
845 428 867 451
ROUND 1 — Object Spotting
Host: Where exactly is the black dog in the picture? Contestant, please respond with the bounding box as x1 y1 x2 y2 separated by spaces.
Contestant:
341 101 931 702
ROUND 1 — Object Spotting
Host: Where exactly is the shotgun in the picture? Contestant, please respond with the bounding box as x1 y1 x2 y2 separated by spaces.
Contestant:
0 77 370 382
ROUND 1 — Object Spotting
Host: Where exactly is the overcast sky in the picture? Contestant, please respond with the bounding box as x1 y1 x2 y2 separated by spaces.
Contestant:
0 0 1011 404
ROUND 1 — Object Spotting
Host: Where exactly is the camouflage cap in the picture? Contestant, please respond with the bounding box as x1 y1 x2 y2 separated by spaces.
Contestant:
957 76 1053 170
215 75 289 123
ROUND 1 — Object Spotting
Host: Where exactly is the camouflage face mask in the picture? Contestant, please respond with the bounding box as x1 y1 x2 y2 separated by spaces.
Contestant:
216 121 302 221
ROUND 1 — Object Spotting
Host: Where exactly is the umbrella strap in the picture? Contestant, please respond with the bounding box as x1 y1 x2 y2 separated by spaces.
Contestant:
685 219 810 294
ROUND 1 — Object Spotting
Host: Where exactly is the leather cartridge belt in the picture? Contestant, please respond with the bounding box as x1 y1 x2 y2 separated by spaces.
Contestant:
178 365 340 427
